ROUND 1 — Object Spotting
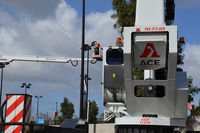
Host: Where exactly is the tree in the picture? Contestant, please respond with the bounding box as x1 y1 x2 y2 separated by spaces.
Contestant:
177 43 185 71
188 77 200 103
112 0 136 35
191 106 200 116
88 101 99 123
58 97 74 123
187 76 200 116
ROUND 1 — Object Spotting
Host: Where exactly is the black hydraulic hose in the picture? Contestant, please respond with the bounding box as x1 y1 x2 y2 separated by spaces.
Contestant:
91 60 97 64
71 60 78 67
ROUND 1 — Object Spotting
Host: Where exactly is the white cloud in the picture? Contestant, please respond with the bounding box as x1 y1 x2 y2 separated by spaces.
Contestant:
0 27 19 51
183 44 200 87
86 10 119 45
0 0 118 115
28 0 81 57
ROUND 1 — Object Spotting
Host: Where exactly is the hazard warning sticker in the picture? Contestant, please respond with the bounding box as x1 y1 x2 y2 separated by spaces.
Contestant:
140 118 151 124
134 41 167 70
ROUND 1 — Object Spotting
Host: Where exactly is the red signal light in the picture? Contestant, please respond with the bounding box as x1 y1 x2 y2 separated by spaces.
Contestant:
116 37 122 44
95 43 100 48
188 104 195 110
179 37 185 45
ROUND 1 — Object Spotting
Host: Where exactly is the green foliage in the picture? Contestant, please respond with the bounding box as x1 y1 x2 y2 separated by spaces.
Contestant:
58 97 74 123
89 101 99 123
133 67 144 80
188 77 200 103
191 106 200 116
112 0 136 35
177 44 185 71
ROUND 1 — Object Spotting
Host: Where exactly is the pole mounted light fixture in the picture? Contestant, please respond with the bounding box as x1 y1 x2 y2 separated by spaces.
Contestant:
21 83 32 94
35 96 43 98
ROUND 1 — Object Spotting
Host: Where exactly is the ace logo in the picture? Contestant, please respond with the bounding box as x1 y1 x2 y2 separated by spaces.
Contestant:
134 40 166 70
140 43 160 58
139 43 161 67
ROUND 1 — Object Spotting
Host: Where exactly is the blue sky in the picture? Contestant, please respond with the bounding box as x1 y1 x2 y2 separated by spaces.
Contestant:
175 4 200 44
0 0 199 120
67 0 113 15
68 0 200 44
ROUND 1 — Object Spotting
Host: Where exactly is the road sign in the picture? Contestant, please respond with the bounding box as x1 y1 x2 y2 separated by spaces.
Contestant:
38 118 45 124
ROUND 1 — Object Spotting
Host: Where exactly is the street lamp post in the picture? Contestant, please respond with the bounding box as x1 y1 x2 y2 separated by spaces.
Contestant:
0 63 5 105
21 83 32 94
0 63 5 124
0 62 9 124
35 96 43 119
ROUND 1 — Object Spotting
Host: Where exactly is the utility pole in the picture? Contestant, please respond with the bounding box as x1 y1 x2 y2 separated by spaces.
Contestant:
0 63 5 124
80 0 85 120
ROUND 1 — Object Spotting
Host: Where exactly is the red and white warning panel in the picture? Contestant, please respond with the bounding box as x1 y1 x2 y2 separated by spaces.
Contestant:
4 94 32 133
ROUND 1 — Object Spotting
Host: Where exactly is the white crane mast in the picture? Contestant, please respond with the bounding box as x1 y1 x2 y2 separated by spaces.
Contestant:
135 0 166 80
135 0 165 26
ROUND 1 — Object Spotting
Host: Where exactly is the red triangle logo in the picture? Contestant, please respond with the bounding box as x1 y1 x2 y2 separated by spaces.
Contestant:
140 43 160 58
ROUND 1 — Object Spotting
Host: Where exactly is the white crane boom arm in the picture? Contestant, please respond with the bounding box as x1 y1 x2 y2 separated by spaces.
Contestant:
0 55 94 64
